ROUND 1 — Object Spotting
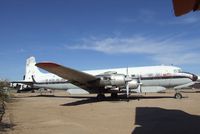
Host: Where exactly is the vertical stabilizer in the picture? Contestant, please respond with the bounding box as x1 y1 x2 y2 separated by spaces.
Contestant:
24 57 43 81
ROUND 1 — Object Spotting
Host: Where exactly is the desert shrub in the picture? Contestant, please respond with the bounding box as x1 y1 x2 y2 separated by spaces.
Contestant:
0 79 10 122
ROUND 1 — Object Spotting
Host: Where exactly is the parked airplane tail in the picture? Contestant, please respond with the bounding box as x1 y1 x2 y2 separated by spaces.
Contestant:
24 56 43 81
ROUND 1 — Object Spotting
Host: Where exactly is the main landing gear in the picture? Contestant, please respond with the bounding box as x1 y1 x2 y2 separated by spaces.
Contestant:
174 92 182 99
96 94 105 101
96 93 119 101
111 93 118 98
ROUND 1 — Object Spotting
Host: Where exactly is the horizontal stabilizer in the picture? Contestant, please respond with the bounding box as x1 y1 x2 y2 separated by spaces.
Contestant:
11 81 33 85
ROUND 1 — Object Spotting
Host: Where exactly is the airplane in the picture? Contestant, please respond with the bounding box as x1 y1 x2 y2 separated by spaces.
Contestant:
11 57 198 100
173 0 200 16
34 59 198 100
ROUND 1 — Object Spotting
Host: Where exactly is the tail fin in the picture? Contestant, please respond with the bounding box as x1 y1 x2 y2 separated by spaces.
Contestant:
24 57 43 81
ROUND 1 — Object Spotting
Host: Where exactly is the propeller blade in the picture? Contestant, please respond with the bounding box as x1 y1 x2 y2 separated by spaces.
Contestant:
126 82 129 98
138 84 141 93
137 75 142 93
126 67 128 76
125 67 131 99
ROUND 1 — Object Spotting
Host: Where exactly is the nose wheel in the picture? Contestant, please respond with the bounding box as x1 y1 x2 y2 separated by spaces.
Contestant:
174 92 182 99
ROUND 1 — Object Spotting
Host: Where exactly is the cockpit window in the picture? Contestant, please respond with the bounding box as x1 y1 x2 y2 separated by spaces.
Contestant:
174 69 182 73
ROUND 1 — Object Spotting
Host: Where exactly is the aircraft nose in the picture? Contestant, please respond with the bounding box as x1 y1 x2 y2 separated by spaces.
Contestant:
192 74 198 81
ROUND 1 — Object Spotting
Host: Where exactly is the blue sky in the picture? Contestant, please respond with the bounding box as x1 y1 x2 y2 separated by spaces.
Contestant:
0 0 200 80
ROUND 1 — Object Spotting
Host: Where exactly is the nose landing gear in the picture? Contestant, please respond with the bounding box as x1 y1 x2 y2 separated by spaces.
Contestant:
174 92 182 99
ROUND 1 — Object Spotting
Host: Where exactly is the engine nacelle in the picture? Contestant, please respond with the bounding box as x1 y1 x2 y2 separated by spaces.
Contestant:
110 74 126 86
128 80 139 89
98 74 139 89
99 74 125 87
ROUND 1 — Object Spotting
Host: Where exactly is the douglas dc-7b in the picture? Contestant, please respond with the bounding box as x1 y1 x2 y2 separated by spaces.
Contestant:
12 57 198 100
35 57 198 100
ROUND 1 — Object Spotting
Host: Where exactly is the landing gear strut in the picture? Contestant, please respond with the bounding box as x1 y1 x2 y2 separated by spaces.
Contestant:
111 93 118 98
97 94 105 101
174 92 182 99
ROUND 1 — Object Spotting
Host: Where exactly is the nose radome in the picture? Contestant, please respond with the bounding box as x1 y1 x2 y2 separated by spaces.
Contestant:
192 74 198 81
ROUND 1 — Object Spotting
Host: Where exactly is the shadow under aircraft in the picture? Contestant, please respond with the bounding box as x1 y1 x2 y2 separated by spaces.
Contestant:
132 107 200 134
60 95 174 106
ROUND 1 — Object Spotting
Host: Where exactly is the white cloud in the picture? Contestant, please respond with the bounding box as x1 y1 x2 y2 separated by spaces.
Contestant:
118 9 156 24
17 48 26 53
167 15 200 25
181 16 200 23
119 9 200 25
154 53 200 65
66 35 200 65
0 48 27 56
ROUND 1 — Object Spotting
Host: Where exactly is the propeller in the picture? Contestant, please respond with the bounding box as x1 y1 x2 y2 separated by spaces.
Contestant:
125 67 132 99
125 67 143 100
126 81 130 99
137 75 142 93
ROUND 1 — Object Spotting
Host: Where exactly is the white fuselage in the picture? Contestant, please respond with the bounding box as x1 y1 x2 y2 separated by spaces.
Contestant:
14 57 197 94
33 65 195 93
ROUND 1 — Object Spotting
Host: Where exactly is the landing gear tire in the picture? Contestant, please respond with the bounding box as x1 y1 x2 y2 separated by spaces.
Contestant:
126 95 130 102
97 94 105 101
111 93 118 98
174 93 182 99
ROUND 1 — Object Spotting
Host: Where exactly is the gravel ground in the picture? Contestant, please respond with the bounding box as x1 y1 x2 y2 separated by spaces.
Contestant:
2 89 200 134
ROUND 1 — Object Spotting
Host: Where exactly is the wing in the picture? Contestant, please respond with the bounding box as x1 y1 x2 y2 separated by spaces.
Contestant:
173 0 200 16
36 62 99 92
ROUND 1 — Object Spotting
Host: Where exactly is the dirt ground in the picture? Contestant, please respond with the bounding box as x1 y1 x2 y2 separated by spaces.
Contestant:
1 89 200 134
